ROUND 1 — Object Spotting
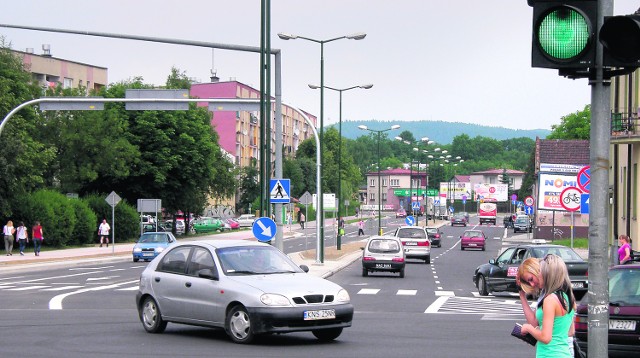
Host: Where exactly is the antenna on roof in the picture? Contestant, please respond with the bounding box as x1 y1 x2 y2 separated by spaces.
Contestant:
210 48 219 82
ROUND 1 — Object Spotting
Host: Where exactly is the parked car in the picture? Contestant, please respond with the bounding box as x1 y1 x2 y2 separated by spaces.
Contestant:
361 236 406 278
575 263 640 357
136 240 353 344
192 217 226 233
142 223 166 233
224 218 240 230
460 229 486 251
425 227 443 247
132 232 176 262
394 226 430 264
473 242 588 299
451 213 467 227
236 214 256 228
395 208 407 218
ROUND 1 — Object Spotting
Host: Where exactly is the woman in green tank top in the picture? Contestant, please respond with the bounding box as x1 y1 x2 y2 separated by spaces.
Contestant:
518 255 576 358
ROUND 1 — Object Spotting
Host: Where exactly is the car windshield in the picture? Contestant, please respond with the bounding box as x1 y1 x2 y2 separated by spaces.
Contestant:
609 267 640 306
425 228 438 234
396 228 426 239
368 238 401 253
516 218 528 224
216 246 301 275
529 247 584 262
464 231 483 238
139 234 168 244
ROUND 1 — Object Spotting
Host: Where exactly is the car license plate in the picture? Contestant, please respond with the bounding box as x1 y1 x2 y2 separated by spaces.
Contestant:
142 253 154 257
609 320 636 331
375 263 391 269
304 309 336 321
468 243 477 247
571 282 584 289
404 242 417 246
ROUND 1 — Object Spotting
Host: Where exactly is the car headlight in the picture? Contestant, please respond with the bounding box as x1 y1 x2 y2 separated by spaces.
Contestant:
156 247 164 253
133 247 142 253
260 293 291 306
336 289 351 303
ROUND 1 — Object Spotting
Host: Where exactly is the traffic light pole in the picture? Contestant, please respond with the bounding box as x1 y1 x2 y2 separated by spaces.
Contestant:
586 1 612 356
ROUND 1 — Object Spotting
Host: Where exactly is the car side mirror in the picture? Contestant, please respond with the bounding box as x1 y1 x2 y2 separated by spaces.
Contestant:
299 264 309 273
489 259 496 265
198 268 219 281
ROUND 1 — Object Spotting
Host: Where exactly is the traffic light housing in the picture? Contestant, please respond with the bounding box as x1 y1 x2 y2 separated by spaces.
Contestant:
529 0 597 70
599 15 640 69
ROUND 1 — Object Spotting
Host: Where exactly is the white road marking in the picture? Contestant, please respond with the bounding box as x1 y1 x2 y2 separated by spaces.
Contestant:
41 286 84 291
116 286 139 291
69 266 114 271
7 285 50 291
434 291 455 296
49 279 139 310
86 276 119 281
357 288 380 295
397 290 417 295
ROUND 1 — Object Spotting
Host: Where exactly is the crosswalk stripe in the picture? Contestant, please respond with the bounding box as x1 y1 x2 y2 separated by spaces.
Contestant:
357 288 380 295
116 286 139 291
7 286 50 291
41 286 84 291
396 290 417 295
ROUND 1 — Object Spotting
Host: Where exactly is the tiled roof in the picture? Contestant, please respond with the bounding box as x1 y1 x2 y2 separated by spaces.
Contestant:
537 138 590 166
454 175 471 182
471 169 525 175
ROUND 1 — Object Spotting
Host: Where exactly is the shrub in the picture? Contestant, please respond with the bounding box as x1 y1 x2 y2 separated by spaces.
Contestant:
85 193 139 242
70 199 97 246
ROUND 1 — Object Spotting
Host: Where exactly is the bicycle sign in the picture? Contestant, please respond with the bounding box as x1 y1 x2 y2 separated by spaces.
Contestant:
560 186 582 212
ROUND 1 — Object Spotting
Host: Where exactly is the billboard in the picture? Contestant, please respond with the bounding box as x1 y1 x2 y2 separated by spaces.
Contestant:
537 173 579 210
473 183 508 202
439 182 471 200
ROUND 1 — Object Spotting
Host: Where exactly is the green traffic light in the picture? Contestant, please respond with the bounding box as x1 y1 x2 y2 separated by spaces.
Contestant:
537 7 590 61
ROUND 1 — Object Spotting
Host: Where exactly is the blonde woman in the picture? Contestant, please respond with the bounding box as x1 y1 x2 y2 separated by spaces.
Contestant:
517 255 576 358
3 220 16 255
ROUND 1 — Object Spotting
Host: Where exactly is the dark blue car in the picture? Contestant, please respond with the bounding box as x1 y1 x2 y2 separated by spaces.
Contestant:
132 232 176 262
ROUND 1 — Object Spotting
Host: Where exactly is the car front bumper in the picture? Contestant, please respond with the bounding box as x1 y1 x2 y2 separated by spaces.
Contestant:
247 303 354 334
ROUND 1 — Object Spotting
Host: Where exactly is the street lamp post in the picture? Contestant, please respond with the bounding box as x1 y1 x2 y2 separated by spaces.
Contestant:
309 84 372 250
278 32 366 263
359 124 400 235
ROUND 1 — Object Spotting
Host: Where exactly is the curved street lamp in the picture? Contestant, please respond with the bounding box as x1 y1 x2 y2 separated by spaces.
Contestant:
309 83 373 249
278 32 366 263
358 124 400 235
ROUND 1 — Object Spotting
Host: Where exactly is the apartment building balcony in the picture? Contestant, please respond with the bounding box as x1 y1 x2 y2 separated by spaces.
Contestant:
611 112 640 144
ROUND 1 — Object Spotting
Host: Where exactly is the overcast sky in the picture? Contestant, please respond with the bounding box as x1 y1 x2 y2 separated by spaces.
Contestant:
1 0 638 130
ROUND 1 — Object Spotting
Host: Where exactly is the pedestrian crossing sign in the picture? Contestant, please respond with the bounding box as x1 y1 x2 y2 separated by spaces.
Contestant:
270 179 290 203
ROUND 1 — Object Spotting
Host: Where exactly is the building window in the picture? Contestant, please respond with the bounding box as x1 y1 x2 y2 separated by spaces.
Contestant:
370 178 376 187
382 192 387 201
369 193 375 201
63 77 73 89
390 179 400 187
383 179 388 187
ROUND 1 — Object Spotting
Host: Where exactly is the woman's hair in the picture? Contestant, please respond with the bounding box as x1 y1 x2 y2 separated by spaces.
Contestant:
517 257 541 295
620 235 630 243
6 220 13 226
19 221 24 226
540 254 576 312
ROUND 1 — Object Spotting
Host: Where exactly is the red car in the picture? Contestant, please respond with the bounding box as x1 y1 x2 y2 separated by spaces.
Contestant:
575 263 640 357
224 218 240 230
460 229 486 251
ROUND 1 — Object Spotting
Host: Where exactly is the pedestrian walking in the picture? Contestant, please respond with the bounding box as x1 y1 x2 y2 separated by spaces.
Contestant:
516 255 577 358
358 219 365 236
98 219 110 247
32 221 43 256
3 220 15 256
618 235 632 264
15 221 29 256
299 212 305 229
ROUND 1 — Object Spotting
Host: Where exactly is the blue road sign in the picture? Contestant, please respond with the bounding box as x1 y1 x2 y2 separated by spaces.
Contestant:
252 217 277 242
525 205 534 215
411 201 420 210
405 216 415 226
580 193 590 214
270 179 290 204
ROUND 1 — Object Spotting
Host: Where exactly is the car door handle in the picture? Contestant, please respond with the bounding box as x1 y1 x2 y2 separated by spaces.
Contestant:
185 282 192 288
154 277 160 282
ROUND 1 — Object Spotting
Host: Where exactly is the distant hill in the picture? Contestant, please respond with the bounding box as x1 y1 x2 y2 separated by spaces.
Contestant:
329 120 550 144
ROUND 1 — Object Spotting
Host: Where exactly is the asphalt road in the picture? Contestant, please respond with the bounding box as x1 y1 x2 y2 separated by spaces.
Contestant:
0 216 539 358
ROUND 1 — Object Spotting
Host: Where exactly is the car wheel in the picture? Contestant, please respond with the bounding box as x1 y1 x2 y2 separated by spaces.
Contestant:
461 245 464 251
226 305 255 344
133 258 139 262
362 268 368 277
399 268 405 278
425 256 430 264
477 275 489 296
312 328 343 342
482 245 486 251
140 296 167 333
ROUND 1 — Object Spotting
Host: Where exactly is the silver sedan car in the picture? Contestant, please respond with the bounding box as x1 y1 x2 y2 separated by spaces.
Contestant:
136 240 353 344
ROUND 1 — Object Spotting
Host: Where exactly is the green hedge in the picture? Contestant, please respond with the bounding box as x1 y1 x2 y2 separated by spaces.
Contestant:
85 194 140 243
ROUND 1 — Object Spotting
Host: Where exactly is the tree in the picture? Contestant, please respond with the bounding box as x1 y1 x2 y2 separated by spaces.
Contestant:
547 105 590 140
0 39 56 217
237 165 260 214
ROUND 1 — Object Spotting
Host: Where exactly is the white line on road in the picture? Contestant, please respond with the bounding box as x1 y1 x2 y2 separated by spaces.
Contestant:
49 279 139 310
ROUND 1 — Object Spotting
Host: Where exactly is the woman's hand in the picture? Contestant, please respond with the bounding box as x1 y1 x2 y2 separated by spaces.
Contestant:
521 323 534 335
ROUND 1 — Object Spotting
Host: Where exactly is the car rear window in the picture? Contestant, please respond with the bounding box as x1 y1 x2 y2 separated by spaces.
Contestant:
609 268 640 305
530 247 583 261
368 239 401 253
396 228 426 239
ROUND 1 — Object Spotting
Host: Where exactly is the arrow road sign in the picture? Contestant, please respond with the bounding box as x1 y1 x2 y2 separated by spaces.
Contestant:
405 216 415 226
252 217 277 242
